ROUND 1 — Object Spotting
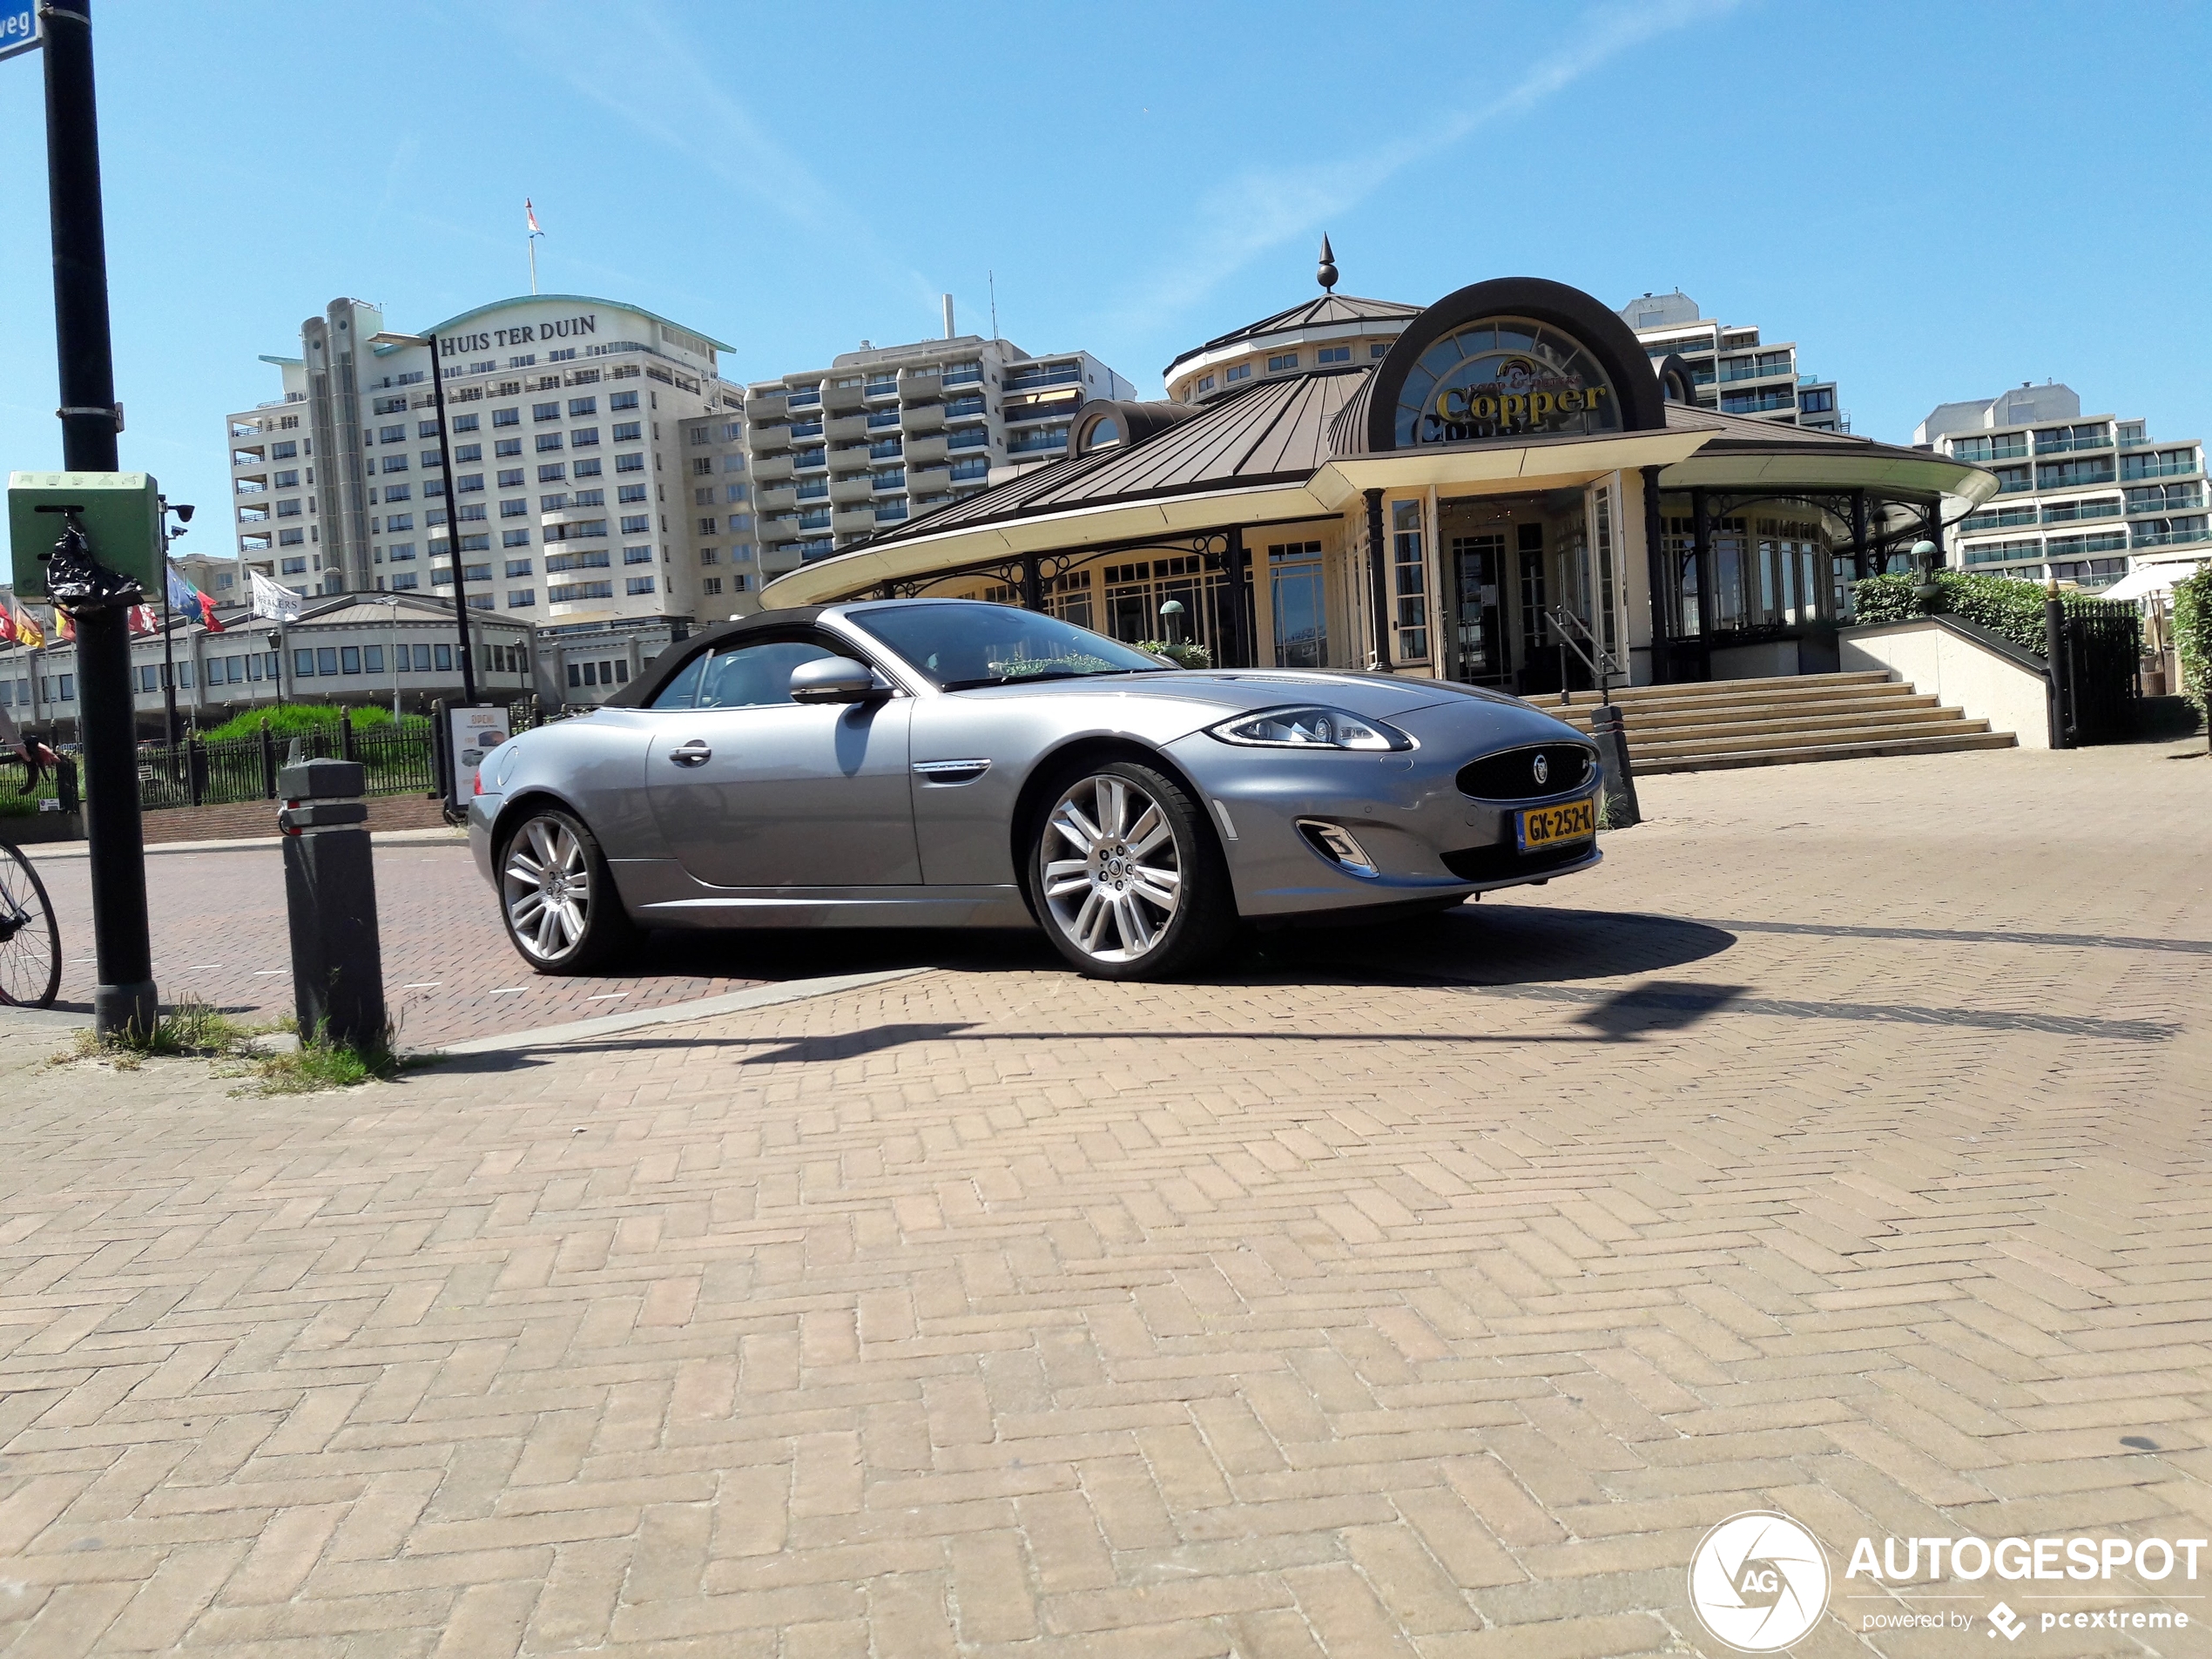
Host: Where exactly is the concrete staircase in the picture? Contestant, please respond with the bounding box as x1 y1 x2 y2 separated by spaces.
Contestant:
1531 671 2018 774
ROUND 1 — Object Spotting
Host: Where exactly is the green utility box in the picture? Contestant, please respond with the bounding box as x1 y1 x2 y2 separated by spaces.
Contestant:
8 470 162 600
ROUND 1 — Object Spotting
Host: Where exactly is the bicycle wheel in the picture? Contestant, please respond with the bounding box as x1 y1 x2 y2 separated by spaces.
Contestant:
0 842 62 1009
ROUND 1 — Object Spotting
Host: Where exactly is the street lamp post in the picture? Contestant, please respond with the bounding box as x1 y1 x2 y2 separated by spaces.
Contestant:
266 626 287 709
156 496 193 746
383 596 402 722
367 330 479 705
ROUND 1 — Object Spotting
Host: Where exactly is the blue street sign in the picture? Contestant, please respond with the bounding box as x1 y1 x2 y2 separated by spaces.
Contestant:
0 4 39 64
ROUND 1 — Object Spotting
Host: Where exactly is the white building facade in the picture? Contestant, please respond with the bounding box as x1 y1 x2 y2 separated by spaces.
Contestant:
1916 383 2206 589
1618 290 1844 434
741 316 1136 583
226 295 746 629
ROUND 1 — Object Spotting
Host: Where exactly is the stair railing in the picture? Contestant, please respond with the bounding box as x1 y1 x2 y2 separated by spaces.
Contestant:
1547 605 1624 706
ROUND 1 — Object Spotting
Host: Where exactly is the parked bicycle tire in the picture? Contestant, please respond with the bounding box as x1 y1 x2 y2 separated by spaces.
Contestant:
0 842 62 1009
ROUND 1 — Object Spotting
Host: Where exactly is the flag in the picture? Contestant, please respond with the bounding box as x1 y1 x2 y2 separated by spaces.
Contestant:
0 608 14 645
199 591 224 632
526 198 543 235
127 604 158 637
165 561 199 614
250 568 303 623
54 607 74 643
12 608 42 650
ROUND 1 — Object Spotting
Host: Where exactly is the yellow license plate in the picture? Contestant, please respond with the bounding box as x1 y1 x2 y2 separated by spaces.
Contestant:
1515 795 1595 852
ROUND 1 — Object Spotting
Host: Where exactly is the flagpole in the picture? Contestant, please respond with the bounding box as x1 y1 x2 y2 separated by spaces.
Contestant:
529 232 537 296
157 505 179 747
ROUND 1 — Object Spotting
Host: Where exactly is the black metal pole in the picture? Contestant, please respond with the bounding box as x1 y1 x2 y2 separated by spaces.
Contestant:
44 0 155 1038
157 509 179 745
1641 465 1669 685
426 338 480 705
1225 525 1249 669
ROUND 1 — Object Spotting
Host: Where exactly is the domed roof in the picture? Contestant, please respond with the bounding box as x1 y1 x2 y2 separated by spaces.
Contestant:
1163 292 1420 378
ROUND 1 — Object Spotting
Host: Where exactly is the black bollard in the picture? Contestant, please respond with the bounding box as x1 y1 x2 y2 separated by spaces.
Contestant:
1588 703 1642 830
277 758 387 1050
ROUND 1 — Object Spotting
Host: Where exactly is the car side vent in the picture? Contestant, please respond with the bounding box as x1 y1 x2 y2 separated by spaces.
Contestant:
1455 745 1594 800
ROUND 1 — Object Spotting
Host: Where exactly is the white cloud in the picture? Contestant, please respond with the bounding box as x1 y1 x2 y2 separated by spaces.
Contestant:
1115 0 1743 327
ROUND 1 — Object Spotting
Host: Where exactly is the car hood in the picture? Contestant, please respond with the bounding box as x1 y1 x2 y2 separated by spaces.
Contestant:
940 668 1510 721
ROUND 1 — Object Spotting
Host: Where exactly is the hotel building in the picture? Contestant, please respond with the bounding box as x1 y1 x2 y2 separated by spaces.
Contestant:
1618 289 1844 434
1916 383 2207 590
226 295 746 627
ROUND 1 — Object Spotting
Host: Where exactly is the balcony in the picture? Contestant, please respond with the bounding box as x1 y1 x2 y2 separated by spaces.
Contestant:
234 478 267 495
2121 455 2199 481
873 470 906 493
874 502 909 523
1005 394 1080 426
948 428 992 453
830 475 872 504
2133 522 2210 549
904 434 948 466
752 453 794 485
798 509 833 531
864 378 899 400
786 388 821 410
902 402 947 435
832 503 876 535
759 485 799 513
795 480 829 502
789 421 825 441
939 366 981 388
2035 461 2116 489
1003 363 1080 393
866 408 900 429
827 413 867 442
2035 431 2113 455
1954 441 2029 464
1007 429 1068 455
825 379 866 411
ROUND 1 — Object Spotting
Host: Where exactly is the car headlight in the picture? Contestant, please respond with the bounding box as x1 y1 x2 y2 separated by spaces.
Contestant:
1206 705 1413 752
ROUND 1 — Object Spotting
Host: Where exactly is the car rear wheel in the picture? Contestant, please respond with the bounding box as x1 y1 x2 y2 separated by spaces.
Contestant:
498 807 636 974
1031 760 1234 980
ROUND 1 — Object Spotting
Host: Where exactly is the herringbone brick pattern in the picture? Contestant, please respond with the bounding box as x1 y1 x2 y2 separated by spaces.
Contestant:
2 741 2208 1656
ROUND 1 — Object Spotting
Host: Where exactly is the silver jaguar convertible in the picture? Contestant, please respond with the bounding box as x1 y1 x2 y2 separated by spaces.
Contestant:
468 598 1602 980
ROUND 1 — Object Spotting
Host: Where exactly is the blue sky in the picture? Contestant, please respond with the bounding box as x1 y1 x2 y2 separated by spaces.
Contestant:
3 1 2208 551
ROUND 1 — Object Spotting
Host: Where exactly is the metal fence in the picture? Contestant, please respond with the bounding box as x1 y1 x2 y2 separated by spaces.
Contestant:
2057 595 2142 746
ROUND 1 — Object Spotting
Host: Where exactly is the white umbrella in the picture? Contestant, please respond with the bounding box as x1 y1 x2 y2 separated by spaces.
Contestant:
2100 558 2208 604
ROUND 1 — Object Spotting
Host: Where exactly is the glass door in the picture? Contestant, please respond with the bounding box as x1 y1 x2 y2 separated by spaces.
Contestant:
1447 532 1508 685
1270 541 1327 667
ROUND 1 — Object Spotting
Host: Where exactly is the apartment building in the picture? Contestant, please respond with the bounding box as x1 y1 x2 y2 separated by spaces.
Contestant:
226 295 745 629
741 313 1136 583
1916 382 2206 589
1617 290 1844 433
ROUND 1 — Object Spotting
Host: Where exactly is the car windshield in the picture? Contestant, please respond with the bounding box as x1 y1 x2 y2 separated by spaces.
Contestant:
845 602 1172 691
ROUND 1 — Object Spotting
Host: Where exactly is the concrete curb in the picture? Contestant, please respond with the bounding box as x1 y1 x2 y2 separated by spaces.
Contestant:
27 826 469 860
426 968 928 1057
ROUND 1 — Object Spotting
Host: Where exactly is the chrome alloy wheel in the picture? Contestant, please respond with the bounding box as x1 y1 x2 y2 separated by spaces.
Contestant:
1042 773 1183 963
502 816 593 962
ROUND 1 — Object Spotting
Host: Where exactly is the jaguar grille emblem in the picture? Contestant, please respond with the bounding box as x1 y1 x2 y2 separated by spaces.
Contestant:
1532 753 1549 788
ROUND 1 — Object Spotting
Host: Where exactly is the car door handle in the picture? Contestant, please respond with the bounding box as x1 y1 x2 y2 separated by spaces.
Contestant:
670 739 711 767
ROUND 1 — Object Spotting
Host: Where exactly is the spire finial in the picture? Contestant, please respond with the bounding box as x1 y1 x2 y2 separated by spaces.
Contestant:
1317 233 1338 293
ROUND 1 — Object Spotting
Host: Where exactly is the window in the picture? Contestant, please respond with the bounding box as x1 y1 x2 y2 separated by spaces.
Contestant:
339 645 361 675
610 390 639 411
536 433 563 453
294 648 315 677
655 638 835 710
452 413 479 434
315 647 340 676
379 424 405 443
542 494 570 512
1800 388 1835 415
455 444 482 463
571 427 599 448
616 452 644 473
572 456 602 477
612 421 642 442
386 482 412 501
726 483 749 502
626 575 656 595
698 547 719 565
568 397 597 417
692 457 713 477
1390 500 1428 660
388 542 415 562
501 497 529 517
279 529 305 547
702 577 723 597
621 514 652 534
495 438 522 459
508 590 536 608
698 516 718 535
381 455 408 473
273 469 300 489
271 440 298 459
1316 347 1351 365
626 544 655 564
695 487 715 506
1267 354 1298 373
1372 343 1390 359
1225 364 1251 383
619 483 648 503
538 463 566 483
458 473 484 493
1197 375 1215 394
533 401 560 421
505 557 534 577
548 579 614 602
387 512 415 531
502 528 531 548
574 489 604 507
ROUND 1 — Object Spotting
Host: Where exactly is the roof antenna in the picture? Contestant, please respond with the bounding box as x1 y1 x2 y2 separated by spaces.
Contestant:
1317 234 1339 293
988 269 1000 344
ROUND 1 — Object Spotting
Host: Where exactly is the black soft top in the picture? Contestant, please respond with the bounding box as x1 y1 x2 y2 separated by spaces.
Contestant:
602 605 828 709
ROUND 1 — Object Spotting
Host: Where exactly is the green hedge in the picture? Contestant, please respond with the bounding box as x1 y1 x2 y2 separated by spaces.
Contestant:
1137 640 1213 670
199 705 428 743
2174 566 2212 712
1851 571 2052 656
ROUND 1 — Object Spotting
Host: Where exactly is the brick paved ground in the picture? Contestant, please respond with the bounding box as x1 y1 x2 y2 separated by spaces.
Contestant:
1 738 2209 1656
23 836 1044 1049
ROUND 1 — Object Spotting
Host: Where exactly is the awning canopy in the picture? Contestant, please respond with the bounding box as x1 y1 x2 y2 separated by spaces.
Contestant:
2098 556 2209 604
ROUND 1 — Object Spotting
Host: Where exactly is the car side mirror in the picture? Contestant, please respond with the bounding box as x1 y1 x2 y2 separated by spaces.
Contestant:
789 657 887 705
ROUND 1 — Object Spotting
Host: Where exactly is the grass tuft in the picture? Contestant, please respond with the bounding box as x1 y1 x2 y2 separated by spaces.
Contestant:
53 1001 408 1095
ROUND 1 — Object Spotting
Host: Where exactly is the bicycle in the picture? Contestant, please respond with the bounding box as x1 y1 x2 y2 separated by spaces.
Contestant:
0 840 62 1009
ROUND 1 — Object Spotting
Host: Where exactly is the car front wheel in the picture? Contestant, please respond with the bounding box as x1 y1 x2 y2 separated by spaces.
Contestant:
1031 760 1234 980
497 807 636 974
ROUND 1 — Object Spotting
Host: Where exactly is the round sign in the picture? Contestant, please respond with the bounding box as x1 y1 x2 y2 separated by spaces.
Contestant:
1686 1512 1829 1652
